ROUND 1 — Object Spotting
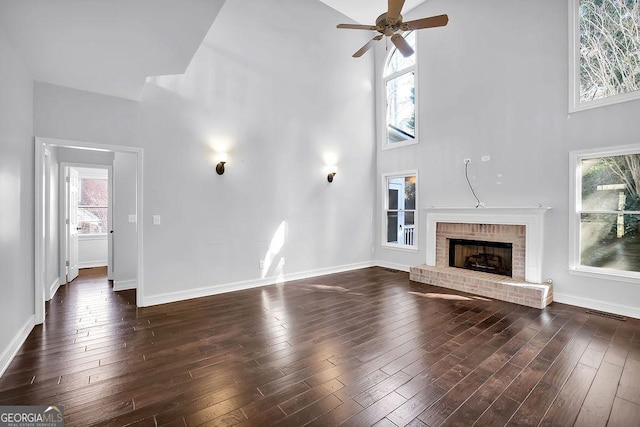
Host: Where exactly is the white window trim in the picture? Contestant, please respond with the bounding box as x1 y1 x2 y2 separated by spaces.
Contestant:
569 144 640 282
382 169 419 252
381 33 419 150
568 0 640 113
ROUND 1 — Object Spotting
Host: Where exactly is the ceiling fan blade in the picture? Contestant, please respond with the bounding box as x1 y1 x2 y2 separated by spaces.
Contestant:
391 33 414 57
337 23 377 30
353 35 384 57
387 0 406 23
401 14 449 31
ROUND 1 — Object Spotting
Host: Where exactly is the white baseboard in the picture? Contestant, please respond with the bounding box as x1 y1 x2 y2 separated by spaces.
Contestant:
113 279 137 292
553 292 640 320
375 260 411 273
48 277 60 301
79 261 107 269
0 315 35 378
142 261 375 307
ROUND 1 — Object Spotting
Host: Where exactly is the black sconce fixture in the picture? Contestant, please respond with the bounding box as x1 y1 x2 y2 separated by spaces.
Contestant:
327 165 337 183
216 152 228 175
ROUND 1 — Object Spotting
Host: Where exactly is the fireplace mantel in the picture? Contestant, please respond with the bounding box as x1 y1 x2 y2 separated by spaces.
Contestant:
424 206 551 283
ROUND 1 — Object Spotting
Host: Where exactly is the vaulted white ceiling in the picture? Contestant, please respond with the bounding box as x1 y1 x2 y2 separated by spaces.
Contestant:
0 0 226 100
317 0 428 24
0 0 426 100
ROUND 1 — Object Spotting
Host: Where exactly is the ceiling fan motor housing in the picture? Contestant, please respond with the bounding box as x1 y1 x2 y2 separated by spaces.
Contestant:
376 13 403 35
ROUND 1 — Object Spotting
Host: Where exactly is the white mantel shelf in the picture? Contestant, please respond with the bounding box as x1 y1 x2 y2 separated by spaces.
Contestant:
424 206 551 283
424 206 552 213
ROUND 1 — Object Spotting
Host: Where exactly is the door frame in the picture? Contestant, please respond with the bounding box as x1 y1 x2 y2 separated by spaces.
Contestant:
35 137 144 324
59 163 113 285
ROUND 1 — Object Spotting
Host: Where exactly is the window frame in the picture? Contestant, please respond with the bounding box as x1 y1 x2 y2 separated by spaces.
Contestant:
77 175 109 236
381 32 419 150
568 0 640 113
569 144 640 282
382 170 419 251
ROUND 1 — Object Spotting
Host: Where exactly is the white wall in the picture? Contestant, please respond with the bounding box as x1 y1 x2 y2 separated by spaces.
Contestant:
34 81 139 145
0 25 34 373
57 148 115 166
78 236 108 268
137 0 376 300
374 0 640 316
45 147 59 296
112 152 137 287
32 0 376 304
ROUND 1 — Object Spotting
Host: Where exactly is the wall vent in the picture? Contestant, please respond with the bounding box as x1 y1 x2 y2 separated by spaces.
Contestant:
586 310 626 322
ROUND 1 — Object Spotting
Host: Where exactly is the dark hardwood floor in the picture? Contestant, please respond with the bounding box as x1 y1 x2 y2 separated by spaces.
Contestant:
1 267 639 426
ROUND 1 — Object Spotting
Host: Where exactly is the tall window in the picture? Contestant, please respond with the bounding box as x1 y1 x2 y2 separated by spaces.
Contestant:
383 171 417 249
383 31 417 148
570 146 640 279
78 177 108 234
569 0 640 111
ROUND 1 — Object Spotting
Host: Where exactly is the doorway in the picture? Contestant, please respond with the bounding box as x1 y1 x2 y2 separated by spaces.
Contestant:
35 137 144 325
61 165 112 284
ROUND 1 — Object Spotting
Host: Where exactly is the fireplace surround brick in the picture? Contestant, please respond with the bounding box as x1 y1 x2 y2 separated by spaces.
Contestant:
414 219 553 309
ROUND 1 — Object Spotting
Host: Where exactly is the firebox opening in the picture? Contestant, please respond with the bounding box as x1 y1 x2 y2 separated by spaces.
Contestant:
449 238 513 277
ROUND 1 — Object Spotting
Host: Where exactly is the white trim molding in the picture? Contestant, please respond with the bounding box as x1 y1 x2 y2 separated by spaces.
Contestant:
380 31 419 151
424 207 551 283
0 315 35 377
113 279 137 292
48 277 60 301
381 169 419 251
143 262 375 307
375 260 411 272
554 292 640 320
569 144 640 282
568 0 640 112
35 137 144 314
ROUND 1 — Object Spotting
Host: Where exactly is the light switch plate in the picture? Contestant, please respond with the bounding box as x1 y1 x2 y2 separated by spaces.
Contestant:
128 214 137 223
153 215 161 225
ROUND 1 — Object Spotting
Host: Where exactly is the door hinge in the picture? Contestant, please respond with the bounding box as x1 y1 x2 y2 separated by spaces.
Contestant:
65 260 69 266
65 219 69 225
65 176 70 183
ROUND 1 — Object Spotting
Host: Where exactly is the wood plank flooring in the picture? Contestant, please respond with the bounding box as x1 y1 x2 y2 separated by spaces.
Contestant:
1 266 639 426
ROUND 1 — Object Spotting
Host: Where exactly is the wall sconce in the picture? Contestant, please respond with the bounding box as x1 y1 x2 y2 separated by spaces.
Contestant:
216 152 228 175
327 165 337 183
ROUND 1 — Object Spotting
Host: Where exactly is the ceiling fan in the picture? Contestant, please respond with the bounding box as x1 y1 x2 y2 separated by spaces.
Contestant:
336 0 448 58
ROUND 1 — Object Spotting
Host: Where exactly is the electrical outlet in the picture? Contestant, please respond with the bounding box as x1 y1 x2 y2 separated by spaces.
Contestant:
128 214 137 223
481 155 491 162
259 260 264 269
463 158 471 164
152 215 161 225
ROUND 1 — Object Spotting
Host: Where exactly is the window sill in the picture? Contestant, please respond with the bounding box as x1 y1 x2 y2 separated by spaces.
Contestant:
79 234 108 240
382 139 419 151
568 267 640 284
381 243 419 253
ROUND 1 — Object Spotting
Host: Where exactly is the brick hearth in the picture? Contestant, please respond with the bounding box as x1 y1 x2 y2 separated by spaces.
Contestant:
418 209 553 309
409 265 553 309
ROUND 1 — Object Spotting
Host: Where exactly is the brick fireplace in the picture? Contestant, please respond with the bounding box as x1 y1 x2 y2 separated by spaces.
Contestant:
410 207 553 309
438 223 524 278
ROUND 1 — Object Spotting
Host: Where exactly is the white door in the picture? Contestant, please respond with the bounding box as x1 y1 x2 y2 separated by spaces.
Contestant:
67 167 80 282
107 168 114 279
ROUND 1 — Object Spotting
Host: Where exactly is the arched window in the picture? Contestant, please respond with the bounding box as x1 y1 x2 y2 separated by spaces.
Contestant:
383 31 417 148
